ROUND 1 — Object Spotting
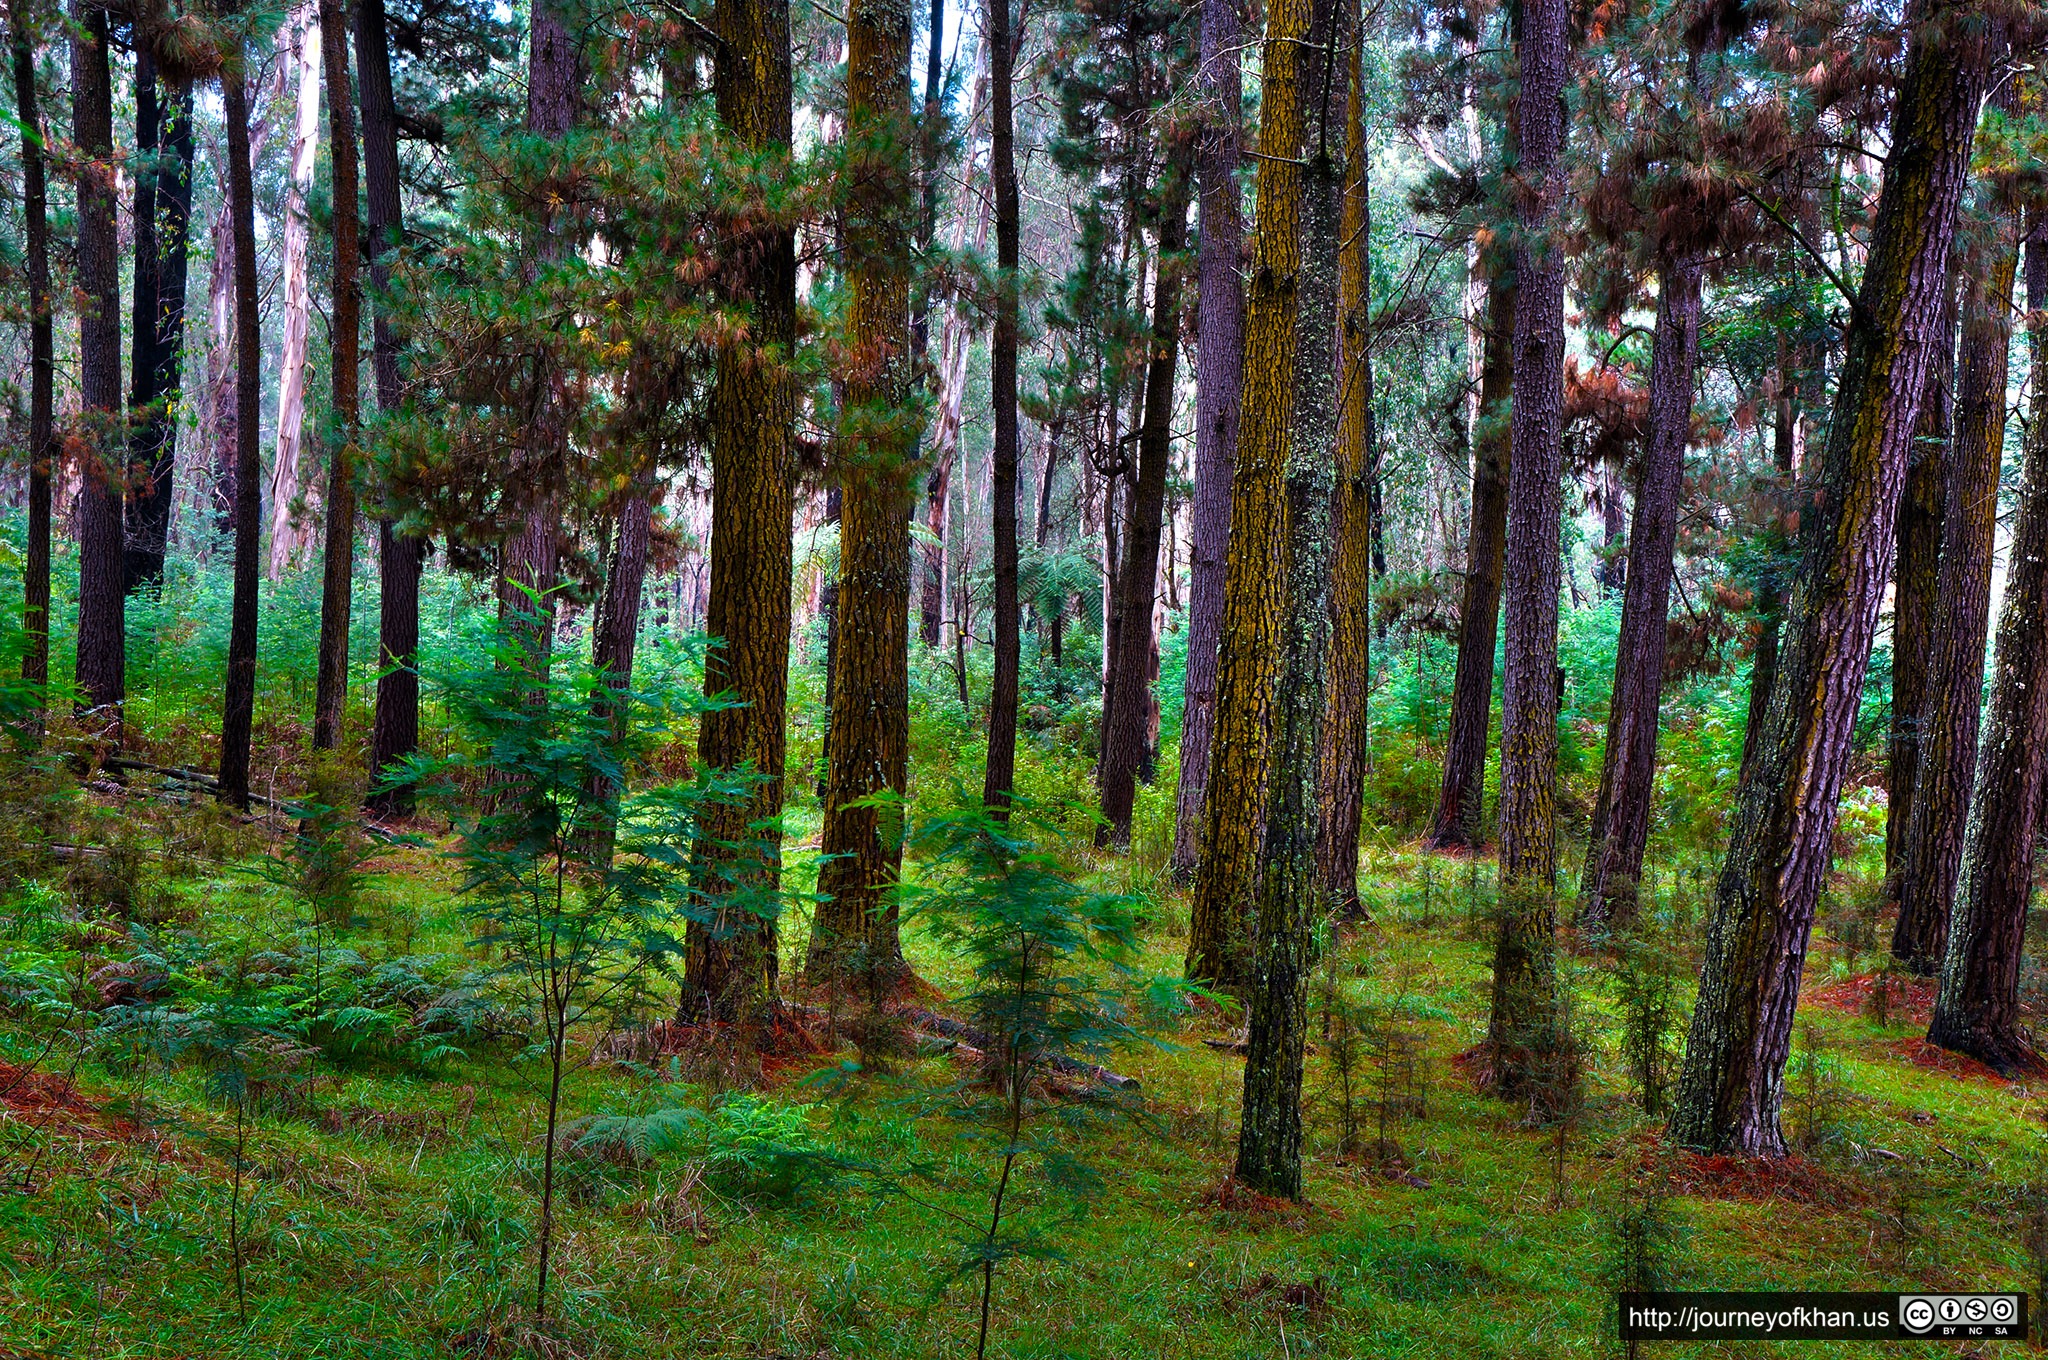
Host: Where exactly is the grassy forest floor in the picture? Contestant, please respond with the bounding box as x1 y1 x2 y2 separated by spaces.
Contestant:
0 560 2029 1358
0 774 2039 1360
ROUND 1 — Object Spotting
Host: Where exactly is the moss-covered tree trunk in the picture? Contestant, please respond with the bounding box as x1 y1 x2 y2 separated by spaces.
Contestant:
1169 0 1245 882
1485 0 1570 1101
685 0 798 1018
1891 194 2015 974
1183 0 1309 987
807 0 917 983
1927 215 2048 1073
71 0 124 739
1235 0 1339 1200
1578 256 1702 928
1315 23 1375 917
1426 271 1516 851
1885 279 1957 887
1670 3 2004 1155
312 0 362 754
1099 181 1191 846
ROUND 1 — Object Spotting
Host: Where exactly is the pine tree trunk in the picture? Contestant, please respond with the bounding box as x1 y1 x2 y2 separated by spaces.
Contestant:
1486 0 1571 1100
312 0 361 753
1168 0 1245 883
1669 4 2004 1155
983 0 1022 813
684 0 797 1019
358 0 424 813
1927 215 2048 1073
1739 339 1807 780
1236 0 1341 1200
1098 181 1190 846
1426 271 1516 850
807 0 916 984
71 0 124 738
1578 256 1702 927
1885 280 1957 887
1890 205 2013 973
9 1 52 697
124 57 194 596
498 0 579 651
218 67 264 808
1315 30 1375 917
267 0 324 580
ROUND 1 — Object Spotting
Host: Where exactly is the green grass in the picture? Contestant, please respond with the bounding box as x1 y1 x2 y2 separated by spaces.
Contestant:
0 818 2039 1360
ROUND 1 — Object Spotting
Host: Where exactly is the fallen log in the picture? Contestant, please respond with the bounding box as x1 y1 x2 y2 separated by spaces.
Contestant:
897 1006 1139 1091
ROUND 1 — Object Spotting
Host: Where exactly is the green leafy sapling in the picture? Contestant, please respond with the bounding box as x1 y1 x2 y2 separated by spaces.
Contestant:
395 596 758 1323
888 802 1168 1360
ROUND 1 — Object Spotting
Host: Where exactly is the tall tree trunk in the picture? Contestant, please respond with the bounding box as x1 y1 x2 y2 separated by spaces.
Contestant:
498 0 579 650
311 0 361 752
920 453 953 647
1740 336 1808 779
807 0 916 984
267 0 323 580
70 0 124 738
1577 256 1703 928
1098 181 1191 845
218 66 264 808
1235 0 1340 1201
123 56 194 596
1669 3 2004 1156
1168 0 1245 882
684 0 797 1020
1884 279 1957 884
1927 214 2048 1073
1425 271 1516 850
1485 0 1571 1101
358 0 424 813
9 0 52 699
983 0 1022 813
1315 26 1375 917
1891 191 2016 973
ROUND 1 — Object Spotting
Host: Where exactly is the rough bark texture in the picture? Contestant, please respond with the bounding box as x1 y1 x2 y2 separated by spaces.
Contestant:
1885 279 1958 884
1740 338 1807 780
312 0 362 753
807 0 916 983
684 0 798 1019
359 0 424 813
1669 6 2002 1156
497 0 579 646
1486 0 1570 1099
1927 220 2048 1073
9 1 52 693
71 0 124 735
1098 183 1190 845
218 69 263 808
1168 0 1244 882
1315 27 1375 916
1235 0 1337 1201
1577 257 1702 927
983 0 1022 813
1426 272 1516 850
1890 209 2014 974
1183 0 1303 986
124 56 195 596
